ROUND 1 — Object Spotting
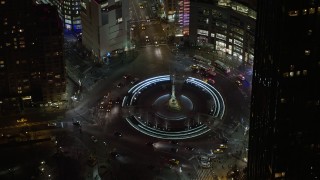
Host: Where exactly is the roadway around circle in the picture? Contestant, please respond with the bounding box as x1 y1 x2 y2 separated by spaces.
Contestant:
122 75 225 139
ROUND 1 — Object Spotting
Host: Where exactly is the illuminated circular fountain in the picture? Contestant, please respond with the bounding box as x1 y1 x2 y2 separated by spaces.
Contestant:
122 74 225 139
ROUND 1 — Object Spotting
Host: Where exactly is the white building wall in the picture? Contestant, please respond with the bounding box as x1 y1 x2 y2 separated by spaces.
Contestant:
81 0 129 62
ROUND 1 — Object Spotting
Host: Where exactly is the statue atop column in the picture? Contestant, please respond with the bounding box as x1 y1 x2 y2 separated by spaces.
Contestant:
168 74 181 111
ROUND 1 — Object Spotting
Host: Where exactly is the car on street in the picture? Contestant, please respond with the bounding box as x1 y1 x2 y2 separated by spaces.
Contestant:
131 77 140 84
168 159 180 166
115 97 121 104
206 70 217 77
235 80 242 86
199 160 211 168
185 146 195 151
91 136 98 143
110 151 120 158
171 147 179 153
108 99 113 105
170 140 179 145
219 144 228 149
106 105 112 112
213 148 224 154
73 121 81 126
238 74 245 81
117 82 124 88
146 142 154 146
114 132 122 137
48 122 57 127
207 79 215 85
123 74 132 80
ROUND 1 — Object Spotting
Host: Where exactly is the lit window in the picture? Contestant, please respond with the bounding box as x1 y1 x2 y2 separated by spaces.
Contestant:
302 9 307 15
283 72 289 78
303 70 307 75
16 61 19 64
289 72 294 77
197 29 208 36
275 172 286 178
288 10 299 16
318 7 320 13
117 17 123 23
280 98 286 103
229 39 233 43
309 8 315 14
296 71 300 76
307 29 312 36
305 50 310 55
0 61 3 64
1 1 5 5
216 33 226 41
205 18 209 24
210 33 215 37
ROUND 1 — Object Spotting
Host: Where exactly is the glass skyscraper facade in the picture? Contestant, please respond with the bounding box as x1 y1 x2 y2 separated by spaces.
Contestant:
248 0 320 179
0 0 65 114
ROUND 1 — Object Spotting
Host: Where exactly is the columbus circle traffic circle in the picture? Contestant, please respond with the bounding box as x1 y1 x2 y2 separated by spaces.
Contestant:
121 74 225 140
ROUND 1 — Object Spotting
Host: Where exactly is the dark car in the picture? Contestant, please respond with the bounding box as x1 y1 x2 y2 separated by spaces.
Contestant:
106 105 112 112
117 82 123 88
170 140 179 145
114 132 122 137
185 146 195 151
146 142 154 146
123 74 132 80
110 151 120 158
73 121 81 126
171 147 179 153
115 97 121 104
130 78 140 85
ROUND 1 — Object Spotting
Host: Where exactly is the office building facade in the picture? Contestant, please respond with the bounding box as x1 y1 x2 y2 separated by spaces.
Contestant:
80 0 129 62
189 0 256 64
0 0 65 114
248 0 320 179
36 0 82 33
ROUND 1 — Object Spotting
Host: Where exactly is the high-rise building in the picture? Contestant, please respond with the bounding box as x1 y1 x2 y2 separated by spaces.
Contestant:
80 0 130 62
189 0 256 65
248 0 320 179
36 0 82 33
0 0 65 115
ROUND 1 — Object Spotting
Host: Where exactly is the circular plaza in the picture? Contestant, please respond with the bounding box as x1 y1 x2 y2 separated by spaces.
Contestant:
122 74 225 139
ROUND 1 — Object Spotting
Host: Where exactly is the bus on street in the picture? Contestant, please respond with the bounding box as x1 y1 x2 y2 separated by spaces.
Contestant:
213 60 230 74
